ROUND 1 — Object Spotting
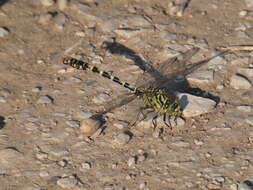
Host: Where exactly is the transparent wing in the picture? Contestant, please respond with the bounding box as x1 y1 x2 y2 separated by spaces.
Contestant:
99 93 136 114
155 47 200 79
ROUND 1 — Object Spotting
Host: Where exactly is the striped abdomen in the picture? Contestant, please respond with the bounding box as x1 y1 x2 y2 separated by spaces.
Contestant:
63 57 138 93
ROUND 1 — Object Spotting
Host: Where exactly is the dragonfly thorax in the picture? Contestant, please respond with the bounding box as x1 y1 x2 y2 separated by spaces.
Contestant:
137 87 182 115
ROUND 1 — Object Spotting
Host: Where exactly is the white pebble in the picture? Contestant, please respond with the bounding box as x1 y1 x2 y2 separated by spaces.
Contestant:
114 133 131 145
127 156 136 167
40 0 55 6
37 95 53 104
0 96 7 103
80 117 102 136
57 176 78 188
230 74 251 89
0 27 9 37
57 0 68 10
81 162 91 169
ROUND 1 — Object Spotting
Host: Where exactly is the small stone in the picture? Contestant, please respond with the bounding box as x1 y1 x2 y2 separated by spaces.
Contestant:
49 147 69 157
37 95 53 104
245 115 253 126
187 70 214 85
239 10 248 17
0 96 7 103
238 180 253 190
92 93 110 104
178 93 216 117
57 0 68 10
63 76 83 84
245 0 253 8
66 120 80 128
77 110 93 119
230 74 251 90
57 160 68 167
137 154 146 162
39 170 49 177
40 0 55 6
127 156 136 167
81 162 91 169
54 13 66 30
57 176 78 188
0 148 24 169
207 183 221 190
38 13 54 24
113 120 129 129
75 31 85 37
194 139 204 146
237 105 253 112
139 182 147 189
114 133 131 145
80 117 102 136
31 86 42 92
171 140 190 147
0 27 9 37
239 67 253 78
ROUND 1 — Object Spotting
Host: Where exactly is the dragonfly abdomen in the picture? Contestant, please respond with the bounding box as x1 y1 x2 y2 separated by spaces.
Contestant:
63 57 138 93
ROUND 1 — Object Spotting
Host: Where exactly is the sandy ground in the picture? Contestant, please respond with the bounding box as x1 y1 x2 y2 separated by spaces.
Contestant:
0 0 253 189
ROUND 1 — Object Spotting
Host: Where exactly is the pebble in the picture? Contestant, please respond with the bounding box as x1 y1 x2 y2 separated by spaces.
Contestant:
245 0 253 8
75 31 85 37
92 92 110 104
238 67 253 78
80 117 102 136
238 180 253 190
65 120 80 128
57 160 68 167
207 183 221 190
63 77 83 84
230 74 252 89
49 147 69 157
178 93 216 117
37 95 53 104
31 86 42 93
39 170 49 177
0 148 24 169
237 105 253 112
57 0 68 10
245 115 253 126
0 96 7 103
54 13 66 30
40 0 54 6
113 120 129 129
81 162 91 169
114 132 131 145
0 27 9 37
127 156 136 167
77 110 93 119
187 70 214 85
171 140 190 148
239 10 248 17
38 13 54 24
57 176 78 188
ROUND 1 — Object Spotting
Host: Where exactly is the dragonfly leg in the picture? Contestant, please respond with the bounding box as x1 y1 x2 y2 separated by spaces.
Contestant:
163 113 173 129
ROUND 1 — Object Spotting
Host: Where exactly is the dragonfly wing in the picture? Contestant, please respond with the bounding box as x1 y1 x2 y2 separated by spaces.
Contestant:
155 47 200 79
99 94 136 114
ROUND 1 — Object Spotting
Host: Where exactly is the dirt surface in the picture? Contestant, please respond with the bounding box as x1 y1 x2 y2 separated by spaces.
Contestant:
0 0 253 190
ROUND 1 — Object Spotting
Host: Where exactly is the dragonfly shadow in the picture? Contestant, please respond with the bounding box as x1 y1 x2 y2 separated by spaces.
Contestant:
102 40 225 104
0 115 5 129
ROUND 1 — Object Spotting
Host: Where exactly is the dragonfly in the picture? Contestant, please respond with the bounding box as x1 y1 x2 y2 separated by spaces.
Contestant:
63 41 226 128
